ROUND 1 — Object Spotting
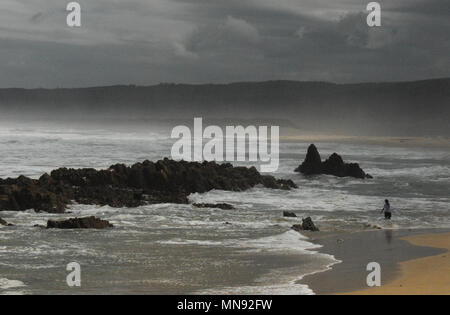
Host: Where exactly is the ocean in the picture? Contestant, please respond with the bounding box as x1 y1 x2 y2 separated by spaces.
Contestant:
0 122 449 295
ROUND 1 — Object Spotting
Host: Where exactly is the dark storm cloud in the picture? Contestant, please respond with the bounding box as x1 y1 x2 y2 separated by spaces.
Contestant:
387 0 450 17
0 0 448 87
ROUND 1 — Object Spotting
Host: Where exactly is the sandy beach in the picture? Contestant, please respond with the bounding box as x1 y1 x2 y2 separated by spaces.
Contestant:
302 229 450 295
342 231 450 295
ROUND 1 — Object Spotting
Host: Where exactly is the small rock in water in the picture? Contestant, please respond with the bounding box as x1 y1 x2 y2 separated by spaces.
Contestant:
193 203 235 210
291 217 320 232
301 217 319 231
0 218 13 226
283 211 297 217
47 216 113 229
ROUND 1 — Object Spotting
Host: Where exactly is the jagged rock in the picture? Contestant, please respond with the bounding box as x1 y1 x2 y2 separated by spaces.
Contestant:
47 216 113 229
193 203 235 210
291 217 319 232
283 211 297 217
295 144 322 175
0 158 296 213
295 144 371 179
322 153 366 179
0 176 67 213
302 217 319 231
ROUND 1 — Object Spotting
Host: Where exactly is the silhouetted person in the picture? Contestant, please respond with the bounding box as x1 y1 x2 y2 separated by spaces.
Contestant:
381 199 391 219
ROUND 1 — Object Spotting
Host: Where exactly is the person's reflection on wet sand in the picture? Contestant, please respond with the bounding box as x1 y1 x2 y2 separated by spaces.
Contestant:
385 230 393 244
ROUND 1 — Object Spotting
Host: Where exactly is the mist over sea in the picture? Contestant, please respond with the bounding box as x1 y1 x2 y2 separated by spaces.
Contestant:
0 122 449 294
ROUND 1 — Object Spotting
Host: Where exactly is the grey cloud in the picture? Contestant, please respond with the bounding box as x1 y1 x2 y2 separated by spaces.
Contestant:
30 12 45 23
387 0 450 17
222 16 260 43
0 0 448 88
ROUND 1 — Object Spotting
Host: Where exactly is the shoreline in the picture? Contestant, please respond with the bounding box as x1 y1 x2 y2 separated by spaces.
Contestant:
301 228 450 295
342 231 450 295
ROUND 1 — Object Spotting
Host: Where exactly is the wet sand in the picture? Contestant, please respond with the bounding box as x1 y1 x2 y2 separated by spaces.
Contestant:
343 231 450 295
301 229 449 294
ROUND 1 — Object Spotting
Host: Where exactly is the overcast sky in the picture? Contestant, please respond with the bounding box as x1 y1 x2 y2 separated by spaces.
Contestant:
0 0 449 88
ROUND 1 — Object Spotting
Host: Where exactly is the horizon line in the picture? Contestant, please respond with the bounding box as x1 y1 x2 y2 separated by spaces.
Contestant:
1 76 449 91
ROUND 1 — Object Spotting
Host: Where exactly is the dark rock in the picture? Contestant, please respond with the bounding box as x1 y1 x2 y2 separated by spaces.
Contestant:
0 177 68 213
193 203 235 210
0 159 296 213
322 153 346 177
291 224 303 232
295 144 371 179
47 216 113 229
0 218 12 226
295 144 323 175
302 217 319 231
291 217 320 232
283 211 297 217
276 179 298 190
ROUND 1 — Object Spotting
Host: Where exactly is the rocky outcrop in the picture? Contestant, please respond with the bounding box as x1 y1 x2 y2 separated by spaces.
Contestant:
283 211 297 217
295 144 372 179
193 203 235 210
295 144 323 175
47 216 113 229
322 153 368 179
291 217 319 232
0 176 67 213
0 158 297 213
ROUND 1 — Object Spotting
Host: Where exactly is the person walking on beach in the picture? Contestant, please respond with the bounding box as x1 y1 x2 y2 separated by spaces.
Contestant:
381 199 391 219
